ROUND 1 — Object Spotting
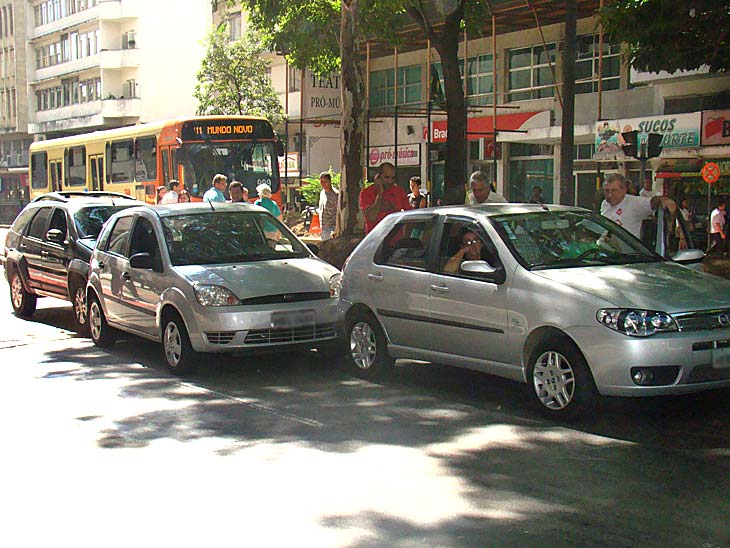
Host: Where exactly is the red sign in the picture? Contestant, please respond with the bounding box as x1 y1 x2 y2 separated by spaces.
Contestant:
702 110 730 146
430 111 550 143
702 162 721 184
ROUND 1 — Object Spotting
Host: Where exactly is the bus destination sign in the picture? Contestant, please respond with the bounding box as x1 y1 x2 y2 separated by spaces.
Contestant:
181 120 274 141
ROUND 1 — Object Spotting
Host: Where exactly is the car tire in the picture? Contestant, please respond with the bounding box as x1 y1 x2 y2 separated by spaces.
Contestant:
89 294 117 348
9 270 37 317
70 277 89 336
526 338 597 421
161 312 199 375
346 309 394 379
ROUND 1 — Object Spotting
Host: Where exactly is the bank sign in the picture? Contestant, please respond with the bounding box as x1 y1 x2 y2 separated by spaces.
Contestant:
595 112 701 152
702 110 730 146
368 144 420 167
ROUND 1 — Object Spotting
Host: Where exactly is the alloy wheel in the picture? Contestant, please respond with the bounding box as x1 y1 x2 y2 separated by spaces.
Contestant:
74 287 88 325
532 350 576 410
89 301 102 341
349 321 377 370
164 322 183 367
11 275 23 309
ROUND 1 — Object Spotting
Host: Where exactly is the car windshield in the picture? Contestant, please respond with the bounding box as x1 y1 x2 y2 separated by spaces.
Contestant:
161 211 308 266
74 205 135 239
490 210 661 270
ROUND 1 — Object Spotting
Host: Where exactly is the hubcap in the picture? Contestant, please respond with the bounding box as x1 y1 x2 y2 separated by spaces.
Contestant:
164 322 182 367
349 321 377 370
532 351 576 410
10 275 23 309
89 301 102 341
74 288 87 325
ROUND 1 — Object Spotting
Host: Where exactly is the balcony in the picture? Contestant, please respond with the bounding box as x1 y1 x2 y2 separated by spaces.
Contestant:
99 0 140 21
102 97 142 118
100 48 141 70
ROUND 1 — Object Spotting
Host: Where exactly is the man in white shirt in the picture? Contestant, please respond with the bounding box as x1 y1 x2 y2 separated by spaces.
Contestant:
710 201 727 255
160 180 180 204
639 176 655 198
600 173 675 239
465 170 506 204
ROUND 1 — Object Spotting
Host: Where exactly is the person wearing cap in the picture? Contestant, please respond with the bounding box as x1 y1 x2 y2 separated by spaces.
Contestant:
254 183 282 239
203 173 227 203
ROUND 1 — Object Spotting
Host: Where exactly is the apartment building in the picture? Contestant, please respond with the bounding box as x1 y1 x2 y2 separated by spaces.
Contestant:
27 0 211 137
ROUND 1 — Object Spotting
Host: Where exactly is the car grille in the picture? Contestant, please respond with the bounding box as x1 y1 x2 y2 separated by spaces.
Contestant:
674 309 730 332
244 323 337 345
686 365 730 383
240 292 331 305
205 332 236 345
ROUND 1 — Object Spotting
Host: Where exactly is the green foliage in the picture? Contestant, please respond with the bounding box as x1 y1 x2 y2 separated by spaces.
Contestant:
300 171 341 205
194 26 285 126
600 0 730 73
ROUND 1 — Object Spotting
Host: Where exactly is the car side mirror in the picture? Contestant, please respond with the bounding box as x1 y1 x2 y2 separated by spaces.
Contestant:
129 252 153 270
461 260 506 284
306 243 320 256
46 228 65 245
672 248 704 265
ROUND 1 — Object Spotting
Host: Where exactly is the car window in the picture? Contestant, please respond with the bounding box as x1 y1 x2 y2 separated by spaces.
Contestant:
47 208 68 240
105 216 134 256
376 220 432 270
490 211 660 270
437 219 499 277
27 208 52 240
10 208 38 235
161 211 308 266
129 217 162 270
74 205 133 239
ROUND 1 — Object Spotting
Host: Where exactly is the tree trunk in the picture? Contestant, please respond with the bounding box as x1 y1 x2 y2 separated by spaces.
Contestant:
560 0 577 205
428 5 466 205
338 0 365 236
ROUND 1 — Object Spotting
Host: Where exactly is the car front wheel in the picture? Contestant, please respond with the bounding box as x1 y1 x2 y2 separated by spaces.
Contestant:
9 270 36 317
527 339 597 420
162 312 198 374
346 309 394 379
89 294 116 348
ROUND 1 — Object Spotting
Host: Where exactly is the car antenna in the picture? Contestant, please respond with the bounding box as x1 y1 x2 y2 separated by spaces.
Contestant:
208 200 215 211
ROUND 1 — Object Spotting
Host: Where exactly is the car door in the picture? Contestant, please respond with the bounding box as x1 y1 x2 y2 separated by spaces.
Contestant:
96 214 134 324
365 216 435 352
427 215 511 365
22 208 53 292
40 207 72 298
122 216 165 336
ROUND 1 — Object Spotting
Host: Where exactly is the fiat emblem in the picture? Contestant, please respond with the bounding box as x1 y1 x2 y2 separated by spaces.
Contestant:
718 313 730 327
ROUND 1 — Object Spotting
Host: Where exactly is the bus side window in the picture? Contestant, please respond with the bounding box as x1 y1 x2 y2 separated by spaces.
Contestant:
161 148 170 184
135 136 157 181
31 151 48 191
109 140 135 183
65 145 86 187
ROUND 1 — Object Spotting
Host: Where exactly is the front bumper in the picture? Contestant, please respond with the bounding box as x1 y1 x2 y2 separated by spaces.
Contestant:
567 325 730 396
183 299 342 354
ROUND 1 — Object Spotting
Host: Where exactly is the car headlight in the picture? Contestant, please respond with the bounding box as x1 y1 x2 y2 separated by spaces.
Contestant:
597 309 678 337
329 273 342 298
194 285 240 306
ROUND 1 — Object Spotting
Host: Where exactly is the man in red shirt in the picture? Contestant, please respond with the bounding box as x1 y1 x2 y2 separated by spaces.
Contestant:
359 162 412 233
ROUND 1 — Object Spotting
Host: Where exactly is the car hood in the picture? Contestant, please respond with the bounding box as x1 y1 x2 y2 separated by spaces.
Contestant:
532 261 730 313
175 257 339 298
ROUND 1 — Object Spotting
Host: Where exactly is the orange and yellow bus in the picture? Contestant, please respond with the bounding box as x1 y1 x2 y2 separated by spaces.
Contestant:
29 115 284 205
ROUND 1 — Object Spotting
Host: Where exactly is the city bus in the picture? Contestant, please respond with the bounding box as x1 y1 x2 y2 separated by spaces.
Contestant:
29 115 284 205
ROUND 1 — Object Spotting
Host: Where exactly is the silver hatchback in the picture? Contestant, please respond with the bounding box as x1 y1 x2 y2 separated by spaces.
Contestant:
87 203 341 373
340 204 730 419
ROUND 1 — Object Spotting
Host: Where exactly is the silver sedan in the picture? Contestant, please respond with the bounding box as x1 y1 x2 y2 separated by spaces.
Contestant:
87 203 342 373
339 204 730 419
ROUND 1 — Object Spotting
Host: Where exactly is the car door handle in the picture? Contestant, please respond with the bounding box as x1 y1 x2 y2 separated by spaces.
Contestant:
41 250 49 257
97 261 105 270
430 284 449 293
367 273 383 281
122 272 131 281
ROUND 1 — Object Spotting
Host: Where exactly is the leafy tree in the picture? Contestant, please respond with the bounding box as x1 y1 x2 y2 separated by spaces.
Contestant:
600 0 730 73
194 26 285 126
300 171 341 205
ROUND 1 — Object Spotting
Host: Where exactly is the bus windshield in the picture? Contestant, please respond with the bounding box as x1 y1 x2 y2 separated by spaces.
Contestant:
180 141 279 200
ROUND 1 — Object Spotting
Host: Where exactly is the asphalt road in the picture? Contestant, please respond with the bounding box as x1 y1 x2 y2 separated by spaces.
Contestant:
0 272 729 548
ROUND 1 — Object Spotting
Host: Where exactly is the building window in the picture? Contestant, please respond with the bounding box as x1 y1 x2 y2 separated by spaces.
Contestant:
369 65 422 109
507 44 557 102
431 55 495 107
575 35 621 94
229 13 241 40
288 65 301 92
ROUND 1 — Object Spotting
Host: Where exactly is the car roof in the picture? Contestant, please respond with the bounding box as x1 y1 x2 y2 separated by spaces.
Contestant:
120 202 266 218
26 192 146 213
402 203 591 217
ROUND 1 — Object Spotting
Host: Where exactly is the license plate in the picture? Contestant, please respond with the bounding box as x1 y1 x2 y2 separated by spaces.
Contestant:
712 345 730 369
271 310 315 329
